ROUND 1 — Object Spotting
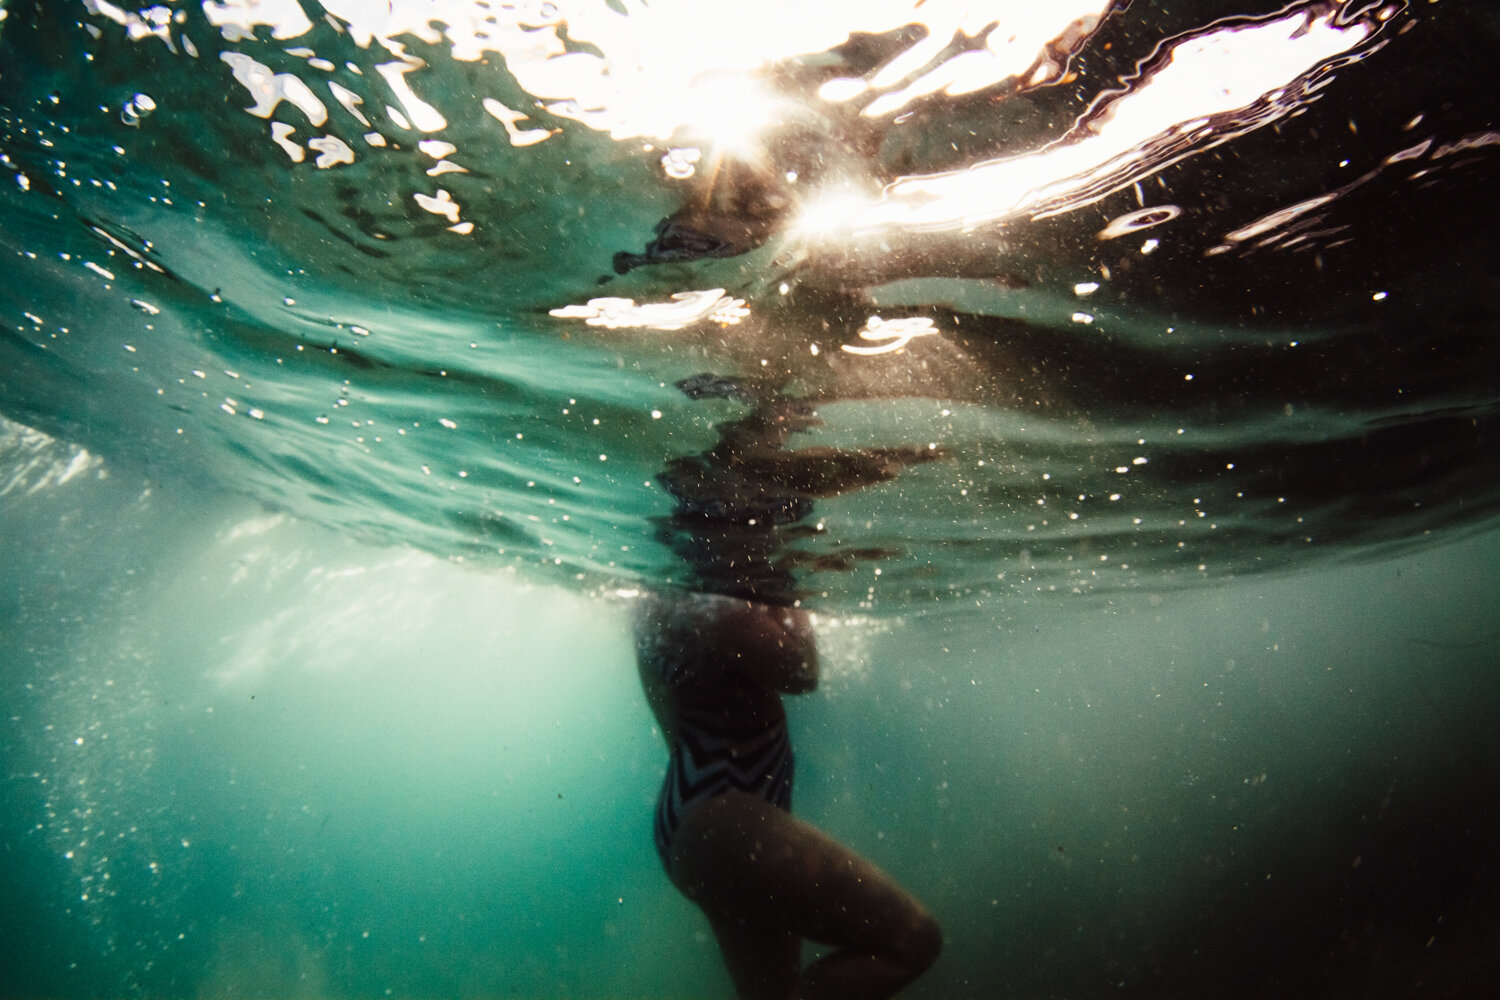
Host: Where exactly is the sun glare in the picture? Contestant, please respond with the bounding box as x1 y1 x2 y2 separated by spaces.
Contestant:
793 187 875 238
678 74 787 159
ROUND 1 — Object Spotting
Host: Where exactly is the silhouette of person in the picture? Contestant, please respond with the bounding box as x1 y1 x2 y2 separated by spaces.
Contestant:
631 373 943 1000
614 66 950 984
633 590 942 1000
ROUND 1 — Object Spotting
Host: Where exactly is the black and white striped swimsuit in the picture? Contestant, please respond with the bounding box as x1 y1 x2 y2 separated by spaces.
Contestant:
635 595 796 865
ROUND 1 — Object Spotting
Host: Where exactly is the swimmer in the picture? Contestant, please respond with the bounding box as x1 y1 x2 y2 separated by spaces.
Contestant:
634 590 941 1000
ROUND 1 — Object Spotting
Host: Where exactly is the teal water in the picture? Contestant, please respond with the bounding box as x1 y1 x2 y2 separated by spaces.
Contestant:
5 423 1498 998
3 1 1499 997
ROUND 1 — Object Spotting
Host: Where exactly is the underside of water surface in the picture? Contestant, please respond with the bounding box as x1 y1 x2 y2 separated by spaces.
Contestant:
1 0 1497 608
2 1 1498 998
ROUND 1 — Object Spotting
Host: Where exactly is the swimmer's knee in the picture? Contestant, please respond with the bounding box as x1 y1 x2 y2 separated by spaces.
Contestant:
900 909 943 974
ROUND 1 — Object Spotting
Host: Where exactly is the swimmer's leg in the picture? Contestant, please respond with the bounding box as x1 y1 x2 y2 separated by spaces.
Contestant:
669 790 942 1000
704 915 800 1000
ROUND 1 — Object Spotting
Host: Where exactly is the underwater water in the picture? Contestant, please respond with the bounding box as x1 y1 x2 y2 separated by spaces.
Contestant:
2 0 1498 997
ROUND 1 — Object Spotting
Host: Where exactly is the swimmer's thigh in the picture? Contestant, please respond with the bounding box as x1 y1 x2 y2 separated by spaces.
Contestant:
668 790 939 965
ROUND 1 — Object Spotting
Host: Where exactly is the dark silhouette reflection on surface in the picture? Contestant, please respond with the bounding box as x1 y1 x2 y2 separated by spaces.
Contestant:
654 372 946 603
633 375 944 999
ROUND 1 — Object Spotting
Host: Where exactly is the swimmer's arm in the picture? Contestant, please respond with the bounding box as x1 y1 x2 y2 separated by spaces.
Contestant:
719 603 819 694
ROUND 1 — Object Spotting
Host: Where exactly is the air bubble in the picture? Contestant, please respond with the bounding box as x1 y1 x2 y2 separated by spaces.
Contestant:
120 93 156 127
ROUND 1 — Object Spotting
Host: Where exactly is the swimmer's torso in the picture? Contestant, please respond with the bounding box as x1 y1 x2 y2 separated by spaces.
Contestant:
634 593 806 863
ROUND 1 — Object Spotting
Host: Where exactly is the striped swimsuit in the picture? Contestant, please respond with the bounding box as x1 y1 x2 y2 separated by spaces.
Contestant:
634 595 796 865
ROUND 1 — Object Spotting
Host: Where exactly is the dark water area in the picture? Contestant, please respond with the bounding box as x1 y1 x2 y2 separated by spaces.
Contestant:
3 1 1499 997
